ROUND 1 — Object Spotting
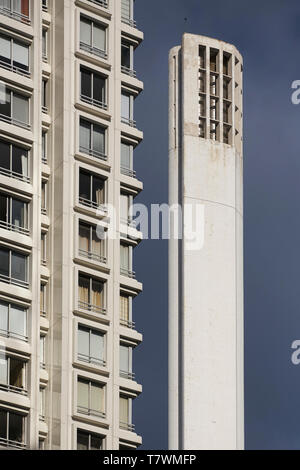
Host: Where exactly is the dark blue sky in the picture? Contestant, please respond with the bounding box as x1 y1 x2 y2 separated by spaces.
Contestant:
132 0 300 450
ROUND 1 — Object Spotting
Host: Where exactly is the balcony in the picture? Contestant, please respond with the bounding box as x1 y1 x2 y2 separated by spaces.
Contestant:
80 42 107 60
79 197 107 213
77 406 106 419
120 318 135 329
0 166 30 183
120 370 135 381
121 16 136 29
120 421 135 432
0 383 27 396
0 6 30 24
79 248 107 264
0 274 29 289
78 353 106 368
121 65 136 78
0 113 30 130
120 268 136 279
78 300 106 316
121 166 136 179
121 117 136 128
0 58 30 77
88 0 108 8
121 216 136 229
79 145 107 162
80 94 107 111
0 328 28 342
0 437 26 450
0 220 29 236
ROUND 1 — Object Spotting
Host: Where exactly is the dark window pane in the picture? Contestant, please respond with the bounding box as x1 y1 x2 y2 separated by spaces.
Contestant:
0 410 7 440
79 171 91 201
11 251 26 282
12 145 28 177
0 34 11 66
81 69 92 98
0 195 7 223
13 41 29 71
121 43 130 68
8 412 23 443
93 75 105 103
90 435 102 450
77 431 89 450
0 249 9 278
9 358 23 388
12 199 26 228
0 140 10 170
92 176 104 205
93 125 105 155
0 88 11 118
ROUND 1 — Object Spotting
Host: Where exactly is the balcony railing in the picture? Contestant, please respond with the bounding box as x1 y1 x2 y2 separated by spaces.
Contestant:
120 268 136 279
120 318 135 329
0 6 30 24
0 166 30 183
42 53 48 63
79 197 107 213
41 155 47 164
121 117 136 128
80 94 107 111
121 166 136 179
41 207 47 215
40 361 46 370
79 248 107 264
0 383 27 396
0 329 28 342
121 16 136 28
78 300 106 316
0 58 30 77
78 353 106 368
0 437 27 450
88 0 108 8
79 145 107 162
40 310 47 318
120 421 135 432
0 220 29 236
80 42 107 60
77 406 106 419
120 370 135 381
39 414 45 422
120 217 136 229
0 274 29 289
0 113 30 130
42 105 48 114
121 66 136 78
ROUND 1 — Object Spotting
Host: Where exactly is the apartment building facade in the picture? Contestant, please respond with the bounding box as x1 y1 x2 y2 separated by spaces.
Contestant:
169 34 244 450
0 0 143 450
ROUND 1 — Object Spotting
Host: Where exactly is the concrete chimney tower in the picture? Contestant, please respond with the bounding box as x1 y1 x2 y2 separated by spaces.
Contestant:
168 34 244 450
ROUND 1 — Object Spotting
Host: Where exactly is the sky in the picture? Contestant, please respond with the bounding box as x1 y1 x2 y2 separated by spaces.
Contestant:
131 0 300 450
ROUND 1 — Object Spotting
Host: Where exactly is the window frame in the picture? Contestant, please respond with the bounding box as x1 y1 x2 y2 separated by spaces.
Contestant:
0 192 29 235
0 33 30 76
77 377 106 418
0 87 30 129
0 408 26 449
0 354 27 395
77 325 106 367
78 221 106 264
0 300 27 341
79 15 107 60
0 247 29 288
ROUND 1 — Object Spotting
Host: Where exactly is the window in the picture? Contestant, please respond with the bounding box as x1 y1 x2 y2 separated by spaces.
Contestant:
0 0 30 24
79 222 106 263
41 233 47 266
39 388 45 421
77 430 103 450
120 344 134 380
42 29 47 61
120 395 134 431
223 77 231 100
121 141 135 177
41 181 47 214
0 34 29 75
120 293 134 329
210 49 218 72
42 0 47 12
210 97 219 121
0 247 28 288
121 40 135 77
88 0 108 8
79 118 106 161
210 121 219 141
223 124 231 145
77 378 105 418
120 193 133 226
223 101 231 124
223 53 231 76
0 140 28 182
0 193 28 234
80 67 107 110
120 243 134 278
199 94 205 117
80 16 106 59
199 45 206 69
42 131 47 163
0 354 26 394
0 301 27 341
0 86 29 128
40 283 46 317
40 335 45 369
121 0 136 28
121 91 135 127
78 273 105 314
0 409 26 449
79 170 105 210
42 79 47 113
78 325 105 367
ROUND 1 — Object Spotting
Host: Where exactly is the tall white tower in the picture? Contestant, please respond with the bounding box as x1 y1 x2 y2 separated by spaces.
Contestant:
169 34 244 450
